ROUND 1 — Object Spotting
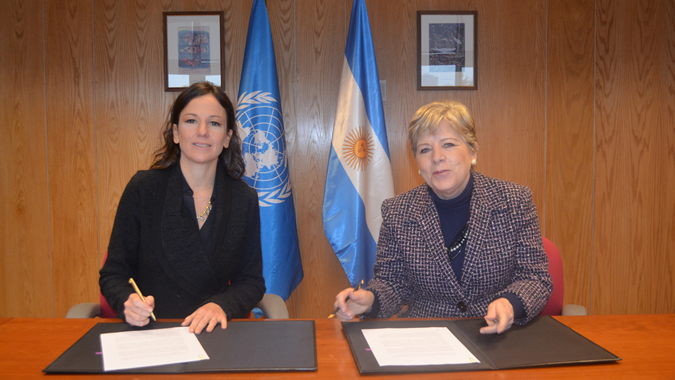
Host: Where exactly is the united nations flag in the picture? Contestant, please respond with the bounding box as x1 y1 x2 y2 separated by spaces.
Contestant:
237 0 303 300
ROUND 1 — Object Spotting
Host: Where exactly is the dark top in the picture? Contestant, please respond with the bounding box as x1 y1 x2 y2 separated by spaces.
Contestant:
99 162 266 320
429 173 473 280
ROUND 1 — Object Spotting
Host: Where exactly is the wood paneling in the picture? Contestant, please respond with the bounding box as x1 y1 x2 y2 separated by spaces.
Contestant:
369 0 426 195
0 0 52 317
594 0 675 314
1 0 674 319
93 0 174 274
266 0 302 316
372 0 548 207
293 0 547 318
545 0 595 311
470 0 547 209
45 0 99 318
295 0 350 318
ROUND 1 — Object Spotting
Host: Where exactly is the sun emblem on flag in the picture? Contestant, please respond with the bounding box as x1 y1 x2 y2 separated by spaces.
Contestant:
343 126 374 171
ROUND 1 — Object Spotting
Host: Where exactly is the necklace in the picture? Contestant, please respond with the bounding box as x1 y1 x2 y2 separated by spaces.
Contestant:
446 223 469 261
197 200 212 222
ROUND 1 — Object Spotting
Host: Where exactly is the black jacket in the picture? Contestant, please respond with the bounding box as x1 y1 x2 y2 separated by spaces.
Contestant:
100 162 265 319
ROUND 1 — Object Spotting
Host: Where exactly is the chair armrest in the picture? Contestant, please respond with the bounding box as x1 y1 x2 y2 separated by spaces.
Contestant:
256 294 289 319
66 303 101 318
562 304 587 316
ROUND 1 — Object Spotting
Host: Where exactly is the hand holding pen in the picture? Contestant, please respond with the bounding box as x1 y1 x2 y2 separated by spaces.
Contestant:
124 278 156 326
330 280 373 320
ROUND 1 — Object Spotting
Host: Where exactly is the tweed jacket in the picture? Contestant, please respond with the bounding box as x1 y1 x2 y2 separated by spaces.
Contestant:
366 172 552 325
100 162 265 320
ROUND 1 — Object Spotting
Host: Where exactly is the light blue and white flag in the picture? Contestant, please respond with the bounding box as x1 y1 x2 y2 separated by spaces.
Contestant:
323 0 394 287
237 0 303 300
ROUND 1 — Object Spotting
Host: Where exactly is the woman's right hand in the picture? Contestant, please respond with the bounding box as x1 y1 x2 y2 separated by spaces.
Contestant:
333 288 375 321
123 293 155 326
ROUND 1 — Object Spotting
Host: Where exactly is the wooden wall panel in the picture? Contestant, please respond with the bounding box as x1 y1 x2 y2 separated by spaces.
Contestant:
0 0 52 317
291 0 548 318
2 0 674 319
657 0 675 314
294 0 349 318
267 0 301 316
93 0 245 309
369 0 425 195
94 0 175 274
45 0 99 318
469 0 547 210
545 0 594 311
371 0 547 211
594 0 675 314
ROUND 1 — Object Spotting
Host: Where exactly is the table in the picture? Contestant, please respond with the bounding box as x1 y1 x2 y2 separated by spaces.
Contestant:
0 315 673 379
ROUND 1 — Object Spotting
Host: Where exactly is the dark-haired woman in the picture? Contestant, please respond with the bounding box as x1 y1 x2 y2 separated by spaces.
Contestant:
100 82 265 334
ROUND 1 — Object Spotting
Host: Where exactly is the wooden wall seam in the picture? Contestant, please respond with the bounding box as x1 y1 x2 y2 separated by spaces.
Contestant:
1 0 673 318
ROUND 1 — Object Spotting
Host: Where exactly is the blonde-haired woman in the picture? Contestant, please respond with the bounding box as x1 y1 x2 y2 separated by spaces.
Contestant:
334 101 551 334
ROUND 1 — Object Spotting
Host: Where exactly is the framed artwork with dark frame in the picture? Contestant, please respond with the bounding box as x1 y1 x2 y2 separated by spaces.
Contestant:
163 12 225 92
417 11 477 90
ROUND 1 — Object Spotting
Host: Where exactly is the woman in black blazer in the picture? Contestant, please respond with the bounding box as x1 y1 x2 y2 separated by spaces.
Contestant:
100 82 265 334
334 101 551 334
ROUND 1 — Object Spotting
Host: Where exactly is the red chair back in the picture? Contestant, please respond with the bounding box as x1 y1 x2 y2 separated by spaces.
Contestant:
539 237 564 316
100 252 117 318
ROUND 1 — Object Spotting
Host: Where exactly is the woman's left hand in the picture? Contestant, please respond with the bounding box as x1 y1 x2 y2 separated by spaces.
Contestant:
182 302 228 334
479 298 514 334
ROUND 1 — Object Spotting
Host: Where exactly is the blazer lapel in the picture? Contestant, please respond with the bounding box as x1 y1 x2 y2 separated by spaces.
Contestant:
461 173 505 287
414 186 464 296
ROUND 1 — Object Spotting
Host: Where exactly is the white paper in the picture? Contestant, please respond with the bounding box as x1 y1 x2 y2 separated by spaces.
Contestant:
361 327 479 366
100 326 209 371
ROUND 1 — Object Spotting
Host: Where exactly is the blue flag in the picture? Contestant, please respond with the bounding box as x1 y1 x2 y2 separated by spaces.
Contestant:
237 0 303 300
323 0 394 287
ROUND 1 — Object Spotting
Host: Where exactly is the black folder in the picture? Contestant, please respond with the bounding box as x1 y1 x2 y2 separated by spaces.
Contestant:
342 316 620 374
44 320 317 374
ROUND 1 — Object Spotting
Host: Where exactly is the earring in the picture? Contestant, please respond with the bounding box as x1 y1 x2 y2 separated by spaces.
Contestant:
471 158 477 165
418 170 421 175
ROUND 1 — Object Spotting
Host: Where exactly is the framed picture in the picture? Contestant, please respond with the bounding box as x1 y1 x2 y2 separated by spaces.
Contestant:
417 11 477 90
163 12 224 92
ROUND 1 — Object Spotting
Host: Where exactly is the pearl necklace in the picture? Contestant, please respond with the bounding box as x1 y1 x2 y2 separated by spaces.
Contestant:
447 224 469 261
197 200 212 222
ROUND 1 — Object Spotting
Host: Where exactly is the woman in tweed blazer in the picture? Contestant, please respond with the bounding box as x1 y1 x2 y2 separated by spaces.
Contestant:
334 101 552 334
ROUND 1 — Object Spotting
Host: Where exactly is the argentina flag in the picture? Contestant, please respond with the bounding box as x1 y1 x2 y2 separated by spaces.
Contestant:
323 0 394 287
237 0 303 300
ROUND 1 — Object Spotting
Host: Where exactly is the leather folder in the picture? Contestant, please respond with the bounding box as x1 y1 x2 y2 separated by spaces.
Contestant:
342 316 620 374
44 320 317 374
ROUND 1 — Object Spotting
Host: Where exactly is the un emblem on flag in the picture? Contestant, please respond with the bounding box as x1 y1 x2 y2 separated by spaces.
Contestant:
236 91 293 207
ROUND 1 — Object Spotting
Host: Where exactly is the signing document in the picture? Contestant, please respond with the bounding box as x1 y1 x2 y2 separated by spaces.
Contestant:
100 326 209 371
362 327 479 366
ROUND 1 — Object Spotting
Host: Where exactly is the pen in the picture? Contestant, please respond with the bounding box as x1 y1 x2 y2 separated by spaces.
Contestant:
328 280 364 318
129 278 157 322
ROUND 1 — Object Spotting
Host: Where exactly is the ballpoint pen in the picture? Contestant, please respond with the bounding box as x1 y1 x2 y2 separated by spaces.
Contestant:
129 278 157 322
328 280 364 318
